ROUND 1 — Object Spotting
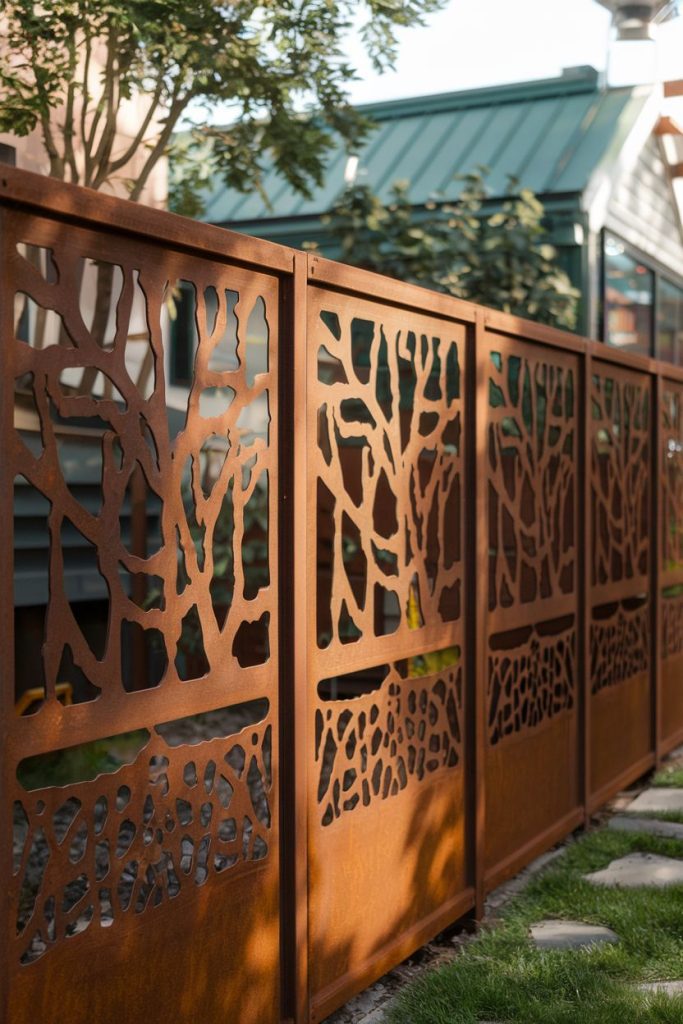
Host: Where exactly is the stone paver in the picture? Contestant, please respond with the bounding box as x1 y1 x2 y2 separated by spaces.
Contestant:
639 980 683 996
584 853 683 888
609 815 683 840
626 788 683 815
529 919 619 950
357 1010 390 1023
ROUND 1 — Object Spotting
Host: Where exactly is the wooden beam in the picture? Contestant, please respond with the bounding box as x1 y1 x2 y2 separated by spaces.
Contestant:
656 115 683 136
664 80 683 98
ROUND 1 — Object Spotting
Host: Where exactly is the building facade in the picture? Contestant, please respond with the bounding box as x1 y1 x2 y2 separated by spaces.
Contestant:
200 66 683 361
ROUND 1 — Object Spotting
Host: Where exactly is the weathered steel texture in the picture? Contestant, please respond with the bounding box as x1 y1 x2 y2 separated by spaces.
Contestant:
471 310 487 919
580 350 592 824
2 195 281 1023
2 167 683 1024
660 379 683 752
279 251 311 1024
305 278 471 1021
482 330 581 888
589 362 653 804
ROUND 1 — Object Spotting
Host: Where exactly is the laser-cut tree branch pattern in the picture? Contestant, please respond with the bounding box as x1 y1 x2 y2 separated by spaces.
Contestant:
590 600 649 694
313 305 463 650
315 665 462 826
9 218 276 706
662 384 683 574
662 590 683 659
13 720 272 965
591 370 650 588
487 618 575 745
487 350 576 611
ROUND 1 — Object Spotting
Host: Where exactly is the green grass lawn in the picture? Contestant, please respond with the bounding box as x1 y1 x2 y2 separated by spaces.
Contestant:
652 766 683 789
388 828 683 1024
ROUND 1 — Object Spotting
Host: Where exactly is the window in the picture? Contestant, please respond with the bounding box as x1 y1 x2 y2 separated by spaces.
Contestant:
603 235 654 356
657 277 683 366
0 143 16 166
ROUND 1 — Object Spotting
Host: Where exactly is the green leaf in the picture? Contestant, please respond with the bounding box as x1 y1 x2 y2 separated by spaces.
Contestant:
309 164 578 330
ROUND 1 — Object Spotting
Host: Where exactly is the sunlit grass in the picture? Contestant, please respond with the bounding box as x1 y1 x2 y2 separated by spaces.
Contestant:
652 766 683 789
389 828 683 1024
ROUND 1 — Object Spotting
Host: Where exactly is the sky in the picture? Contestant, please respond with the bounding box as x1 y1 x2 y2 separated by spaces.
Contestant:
343 0 683 104
185 0 683 128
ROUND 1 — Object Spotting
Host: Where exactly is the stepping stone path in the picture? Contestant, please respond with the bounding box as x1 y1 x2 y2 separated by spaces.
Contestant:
584 852 683 888
529 920 619 950
639 981 683 996
609 815 683 840
626 787 683 814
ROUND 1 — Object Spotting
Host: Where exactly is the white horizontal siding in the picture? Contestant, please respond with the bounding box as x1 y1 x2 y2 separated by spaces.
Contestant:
605 134 683 281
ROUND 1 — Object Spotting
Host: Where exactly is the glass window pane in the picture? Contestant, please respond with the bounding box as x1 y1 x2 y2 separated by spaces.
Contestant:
657 277 683 366
603 235 653 356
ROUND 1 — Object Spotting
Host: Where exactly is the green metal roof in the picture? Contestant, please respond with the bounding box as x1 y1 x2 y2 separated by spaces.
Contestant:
202 67 651 230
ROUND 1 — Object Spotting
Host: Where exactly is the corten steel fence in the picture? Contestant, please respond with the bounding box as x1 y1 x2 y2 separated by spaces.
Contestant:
1 167 682 1024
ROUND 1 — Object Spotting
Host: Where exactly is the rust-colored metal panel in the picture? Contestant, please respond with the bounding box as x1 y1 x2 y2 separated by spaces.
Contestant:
3 166 680 1024
485 714 579 885
483 331 581 886
306 284 471 1020
662 599 683 750
661 382 683 751
589 362 652 800
1 206 281 1023
590 671 652 805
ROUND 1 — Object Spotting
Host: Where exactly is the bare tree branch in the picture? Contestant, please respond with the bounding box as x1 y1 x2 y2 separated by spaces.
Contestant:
128 87 189 201
106 77 165 176
80 28 93 180
84 28 118 181
90 47 122 187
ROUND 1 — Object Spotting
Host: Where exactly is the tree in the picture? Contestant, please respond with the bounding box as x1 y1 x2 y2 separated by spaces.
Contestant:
0 0 444 209
311 169 580 329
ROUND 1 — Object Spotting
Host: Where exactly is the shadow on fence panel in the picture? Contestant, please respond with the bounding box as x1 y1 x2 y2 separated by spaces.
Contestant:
1 167 682 1024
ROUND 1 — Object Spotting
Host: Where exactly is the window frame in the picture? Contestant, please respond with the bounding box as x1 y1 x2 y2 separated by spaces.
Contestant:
600 229 683 365
656 273 683 366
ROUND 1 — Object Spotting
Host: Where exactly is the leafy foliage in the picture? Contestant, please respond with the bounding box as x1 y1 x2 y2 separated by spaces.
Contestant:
313 169 580 329
1 0 444 206
17 730 149 790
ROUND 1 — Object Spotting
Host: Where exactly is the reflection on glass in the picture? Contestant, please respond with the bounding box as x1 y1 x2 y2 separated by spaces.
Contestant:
657 278 683 366
603 235 653 355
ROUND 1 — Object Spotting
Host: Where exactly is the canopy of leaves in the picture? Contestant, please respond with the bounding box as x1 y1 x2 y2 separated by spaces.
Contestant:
0 0 444 205
312 169 580 330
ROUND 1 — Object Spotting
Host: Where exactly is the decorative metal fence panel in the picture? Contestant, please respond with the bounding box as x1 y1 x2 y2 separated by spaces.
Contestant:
305 279 471 1021
661 379 683 751
589 361 652 803
1 184 284 1024
482 328 581 886
1 170 683 1024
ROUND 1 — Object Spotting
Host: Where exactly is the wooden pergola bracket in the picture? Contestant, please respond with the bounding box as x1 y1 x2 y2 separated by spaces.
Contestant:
656 115 683 137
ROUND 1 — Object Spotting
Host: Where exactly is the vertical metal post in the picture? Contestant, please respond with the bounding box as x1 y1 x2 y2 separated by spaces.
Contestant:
653 372 662 766
0 207 13 1024
582 349 593 819
279 252 309 1023
472 309 487 916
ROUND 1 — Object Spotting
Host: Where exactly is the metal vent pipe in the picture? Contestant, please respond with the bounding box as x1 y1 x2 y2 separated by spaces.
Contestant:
596 0 679 40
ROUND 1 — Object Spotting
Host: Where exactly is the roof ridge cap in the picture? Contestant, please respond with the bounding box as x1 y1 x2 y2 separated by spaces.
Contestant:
354 69 612 120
